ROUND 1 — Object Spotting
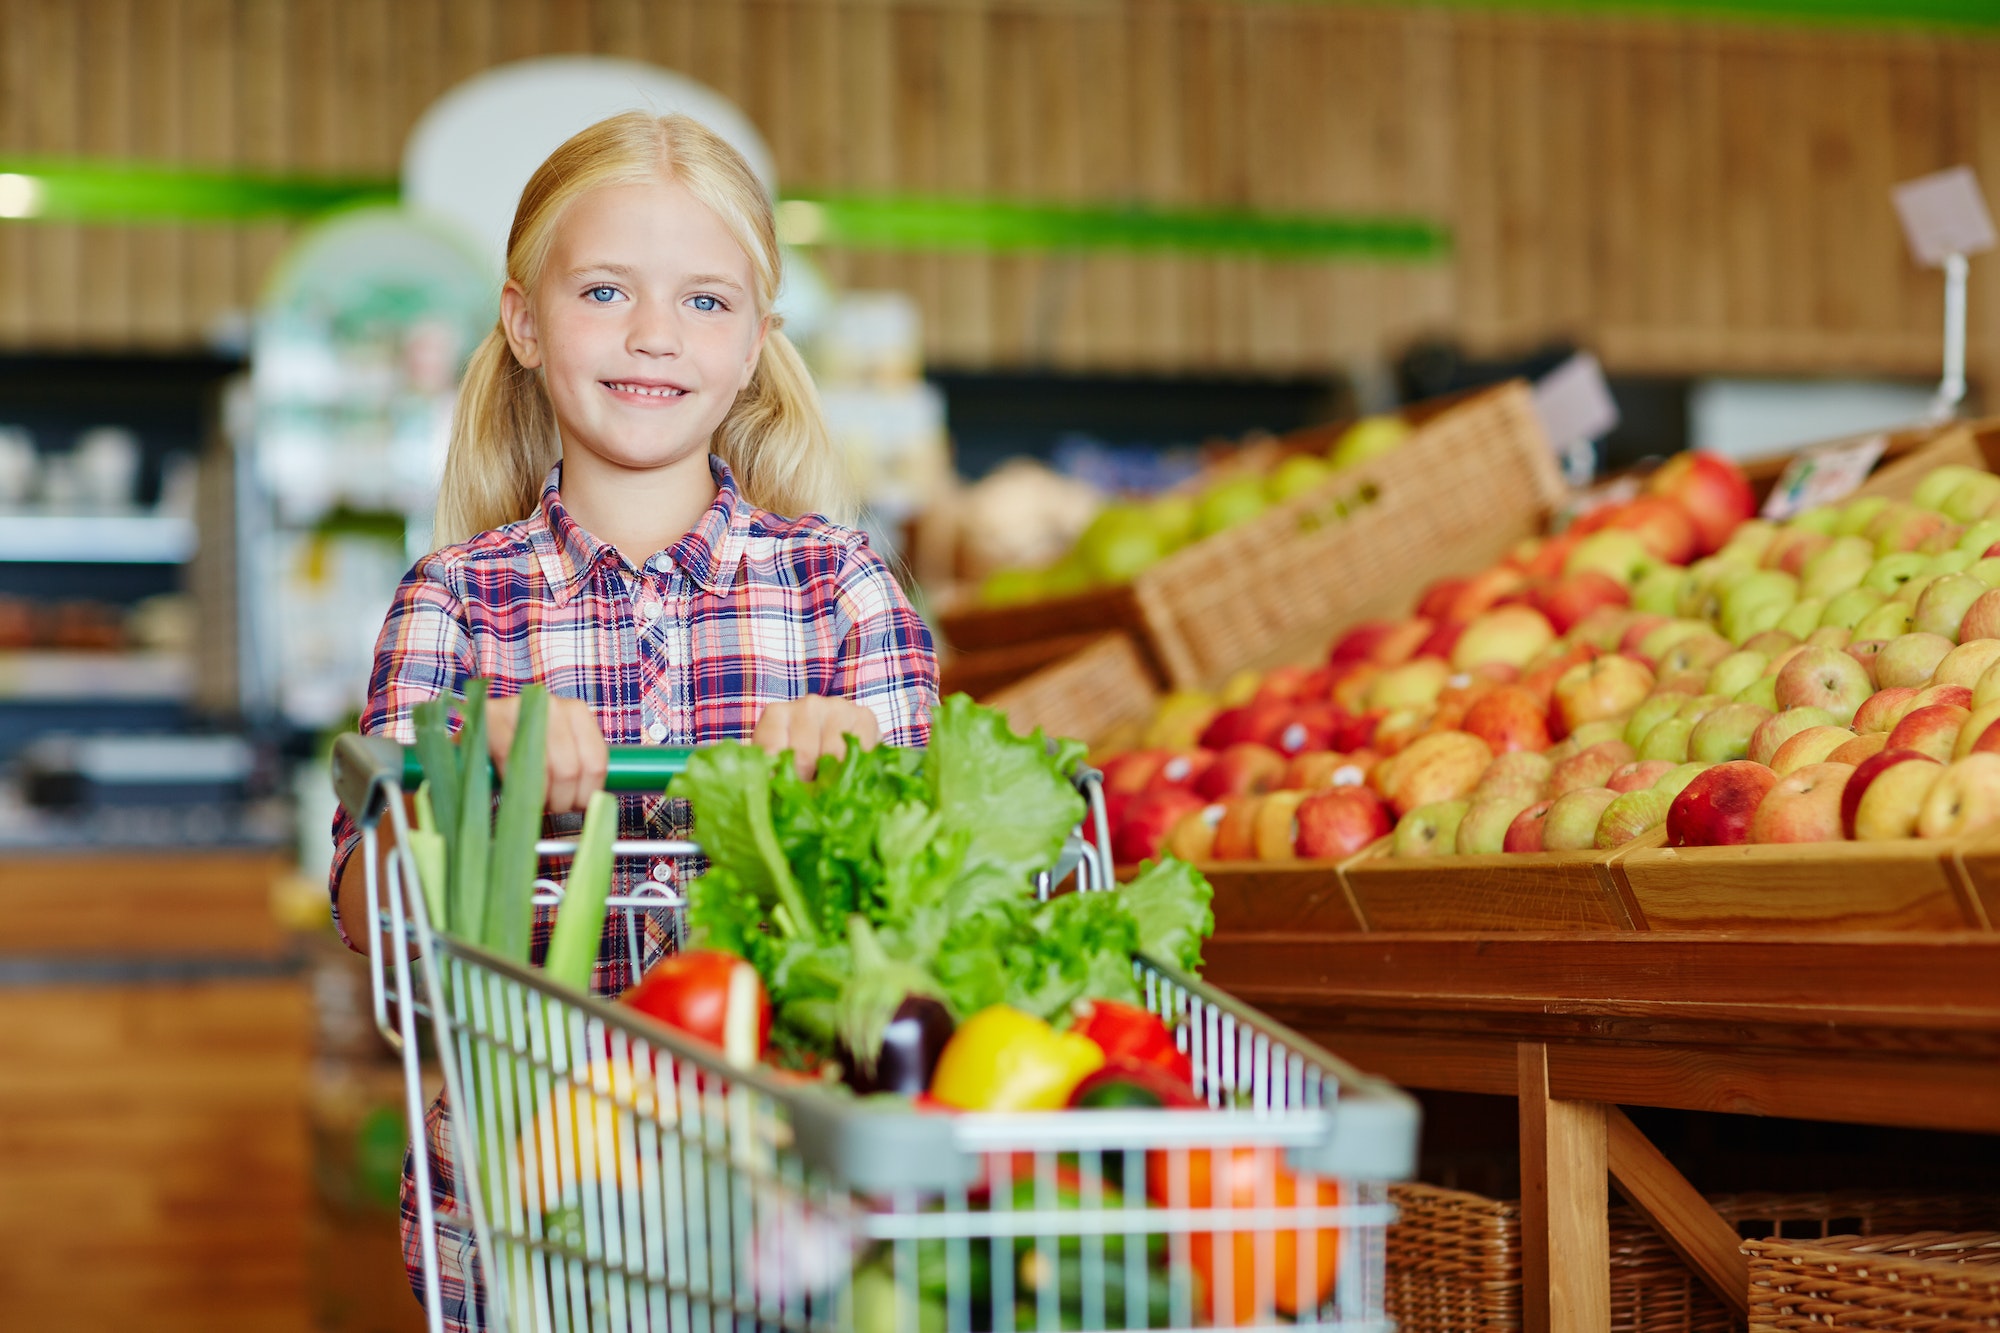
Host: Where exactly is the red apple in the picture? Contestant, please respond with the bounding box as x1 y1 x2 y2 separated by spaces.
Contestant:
1278 750 1349 790
1328 621 1398 666
1192 742 1287 799
1604 495 1701 564
1845 639 1890 687
1842 749 1944 840
1536 570 1632 635
1853 686 1919 735
1885 704 1970 764
1748 761 1854 843
1375 729 1495 816
1102 750 1171 796
1460 685 1553 755
1208 795 1265 861
1548 740 1638 797
1294 787 1393 860
1417 620 1468 663
1113 788 1208 864
1646 451 1755 555
1666 761 1779 847
1827 732 1889 767
1444 567 1532 623
1609 759 1676 792
1142 749 1216 794
1268 704 1342 756
1502 799 1555 853
1252 664 1318 706
1417 577 1471 622
1768 725 1856 776
1911 683 1975 712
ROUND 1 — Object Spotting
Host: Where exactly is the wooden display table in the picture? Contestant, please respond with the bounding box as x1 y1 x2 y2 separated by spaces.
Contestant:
1204 926 2000 1333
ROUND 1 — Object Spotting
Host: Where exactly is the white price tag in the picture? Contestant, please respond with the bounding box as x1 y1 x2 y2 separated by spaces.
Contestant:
1760 434 1887 520
1892 166 1996 268
1533 352 1621 449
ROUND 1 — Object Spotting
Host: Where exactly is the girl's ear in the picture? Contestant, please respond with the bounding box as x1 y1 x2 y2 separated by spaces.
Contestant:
501 280 542 370
740 315 770 392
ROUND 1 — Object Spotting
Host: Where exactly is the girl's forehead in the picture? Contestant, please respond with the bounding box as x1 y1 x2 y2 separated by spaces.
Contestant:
548 178 757 287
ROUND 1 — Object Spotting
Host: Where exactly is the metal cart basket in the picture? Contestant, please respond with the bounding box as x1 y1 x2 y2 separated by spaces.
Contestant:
334 735 1418 1333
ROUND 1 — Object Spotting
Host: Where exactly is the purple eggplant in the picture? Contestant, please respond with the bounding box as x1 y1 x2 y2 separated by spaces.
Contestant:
841 993 955 1096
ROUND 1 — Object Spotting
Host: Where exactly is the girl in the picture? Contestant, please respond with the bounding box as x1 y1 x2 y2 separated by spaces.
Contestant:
328 111 938 1324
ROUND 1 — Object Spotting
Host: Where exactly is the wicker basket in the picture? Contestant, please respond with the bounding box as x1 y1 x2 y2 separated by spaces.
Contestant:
1388 1184 2000 1333
1745 1231 2000 1331
941 381 1563 690
981 631 1160 751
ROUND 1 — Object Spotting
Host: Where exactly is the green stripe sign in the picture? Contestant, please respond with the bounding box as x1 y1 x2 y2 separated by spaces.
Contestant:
0 158 395 222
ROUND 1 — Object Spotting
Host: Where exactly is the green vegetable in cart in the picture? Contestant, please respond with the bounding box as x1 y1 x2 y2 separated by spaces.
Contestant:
1065 1059 1202 1111
408 782 449 931
928 1005 1105 1111
834 915 954 1096
542 789 619 992
483 683 549 962
451 679 493 946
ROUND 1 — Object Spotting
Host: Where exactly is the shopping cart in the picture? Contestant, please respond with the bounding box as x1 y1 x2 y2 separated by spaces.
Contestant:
333 734 1418 1333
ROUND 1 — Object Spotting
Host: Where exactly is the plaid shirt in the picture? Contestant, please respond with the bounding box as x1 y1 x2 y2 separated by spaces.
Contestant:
334 457 936 1325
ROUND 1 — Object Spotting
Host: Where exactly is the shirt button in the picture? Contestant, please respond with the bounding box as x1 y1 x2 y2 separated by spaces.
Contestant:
650 859 673 883
639 599 660 620
648 721 667 743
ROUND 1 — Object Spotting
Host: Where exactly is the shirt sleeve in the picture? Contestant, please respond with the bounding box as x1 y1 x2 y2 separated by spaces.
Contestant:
830 543 938 749
327 554 475 949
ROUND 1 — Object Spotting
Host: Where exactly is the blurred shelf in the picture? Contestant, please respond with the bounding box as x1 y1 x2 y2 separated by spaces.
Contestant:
0 651 191 702
0 513 195 563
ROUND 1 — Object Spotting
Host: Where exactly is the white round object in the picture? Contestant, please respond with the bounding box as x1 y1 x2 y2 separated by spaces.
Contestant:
402 57 777 278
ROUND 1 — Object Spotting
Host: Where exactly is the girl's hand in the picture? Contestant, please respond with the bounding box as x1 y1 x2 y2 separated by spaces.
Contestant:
485 694 610 813
753 695 882 780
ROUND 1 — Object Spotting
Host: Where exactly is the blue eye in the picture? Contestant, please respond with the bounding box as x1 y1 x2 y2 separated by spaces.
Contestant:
587 286 620 303
689 294 722 312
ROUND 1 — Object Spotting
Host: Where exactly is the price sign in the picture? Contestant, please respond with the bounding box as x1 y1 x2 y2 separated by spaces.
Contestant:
1760 434 1887 520
1892 166 1996 267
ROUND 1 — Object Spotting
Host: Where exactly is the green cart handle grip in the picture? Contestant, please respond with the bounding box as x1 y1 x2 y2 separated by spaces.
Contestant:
399 743 692 792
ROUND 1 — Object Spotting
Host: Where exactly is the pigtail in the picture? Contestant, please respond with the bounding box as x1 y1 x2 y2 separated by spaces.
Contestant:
433 322 562 549
715 325 857 525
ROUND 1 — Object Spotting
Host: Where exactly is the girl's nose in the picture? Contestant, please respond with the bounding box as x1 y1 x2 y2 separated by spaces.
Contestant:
627 301 682 358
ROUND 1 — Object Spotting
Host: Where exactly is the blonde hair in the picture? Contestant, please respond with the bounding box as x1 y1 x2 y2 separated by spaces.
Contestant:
433 111 853 547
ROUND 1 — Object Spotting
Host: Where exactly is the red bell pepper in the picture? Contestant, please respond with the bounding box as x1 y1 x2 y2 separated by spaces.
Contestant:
1071 999 1194 1087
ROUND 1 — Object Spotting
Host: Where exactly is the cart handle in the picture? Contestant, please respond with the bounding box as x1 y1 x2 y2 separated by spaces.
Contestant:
333 734 691 825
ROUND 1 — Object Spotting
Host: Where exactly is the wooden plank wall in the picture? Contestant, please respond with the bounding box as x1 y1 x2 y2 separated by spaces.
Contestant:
0 0 1994 388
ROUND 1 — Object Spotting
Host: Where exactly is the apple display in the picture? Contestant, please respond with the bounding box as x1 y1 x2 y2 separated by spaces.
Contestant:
1553 654 1657 735
1294 788 1393 860
1651 761 1710 801
1747 761 1854 844
1456 793 1537 855
1363 656 1452 711
1666 761 1779 847
1893 575 1937 611
1542 786 1622 851
1646 451 1755 554
1548 740 1638 796
1852 600 1917 641
1688 702 1775 764
1747 706 1840 767
1391 800 1470 857
1208 796 1266 860
1914 572 1988 641
1609 759 1676 792
1800 536 1877 599
1113 788 1211 863
1819 586 1887 631
1873 632 1956 689
1769 725 1856 776
1884 703 1970 764
1772 646 1874 722
1734 675 1782 711
1251 790 1311 860
1595 788 1672 848
1914 753 2000 840
1843 749 1944 840
1625 692 1693 748
1827 732 1889 766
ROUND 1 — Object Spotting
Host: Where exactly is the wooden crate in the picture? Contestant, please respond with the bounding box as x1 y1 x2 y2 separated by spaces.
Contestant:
981 631 1160 751
941 381 1563 690
1202 861 1367 935
1616 840 1986 934
1336 827 1663 933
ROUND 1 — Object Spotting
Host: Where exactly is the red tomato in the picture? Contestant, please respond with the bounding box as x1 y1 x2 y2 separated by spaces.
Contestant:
1146 1146 1341 1323
622 950 771 1065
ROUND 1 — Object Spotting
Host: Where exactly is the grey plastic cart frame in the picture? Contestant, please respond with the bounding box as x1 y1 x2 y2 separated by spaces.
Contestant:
334 733 1418 1333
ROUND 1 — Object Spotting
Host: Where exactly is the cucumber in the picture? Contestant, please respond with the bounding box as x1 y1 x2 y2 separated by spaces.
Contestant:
452 680 492 946
483 683 549 962
542 789 618 991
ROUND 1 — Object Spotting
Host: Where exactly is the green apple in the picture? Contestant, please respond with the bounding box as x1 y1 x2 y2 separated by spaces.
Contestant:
1266 453 1335 503
1195 476 1270 537
1595 788 1673 848
1625 692 1691 749
1853 599 1917 640
1777 598 1826 639
1565 530 1662 588
1650 761 1709 800
1819 586 1887 631
1913 465 1982 512
1638 619 1715 662
1675 692 1732 724
1733 675 1781 710
1717 519 1778 565
1958 519 2000 556
1914 572 1987 642
1688 702 1775 764
1392 800 1469 857
1800 536 1878 599
1329 414 1411 469
1718 569 1800 645
1944 473 2000 523
1705 650 1769 700
1928 549 1977 576
1636 715 1694 762
1973 557 2000 589
1630 565 1686 616
1862 552 1930 597
1787 506 1841 537
1076 505 1169 583
1149 493 1197 548
1894 574 1937 609
1834 495 1891 537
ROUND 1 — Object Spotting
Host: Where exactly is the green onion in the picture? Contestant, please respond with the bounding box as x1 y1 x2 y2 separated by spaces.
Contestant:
543 789 618 992
410 782 449 931
412 697 461 877
483 683 549 962
453 679 492 946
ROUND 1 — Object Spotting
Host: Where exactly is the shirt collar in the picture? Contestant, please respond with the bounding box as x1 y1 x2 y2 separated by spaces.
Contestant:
530 457 747 605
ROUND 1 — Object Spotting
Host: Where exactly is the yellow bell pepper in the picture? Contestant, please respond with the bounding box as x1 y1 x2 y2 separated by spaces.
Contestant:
929 1005 1106 1111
